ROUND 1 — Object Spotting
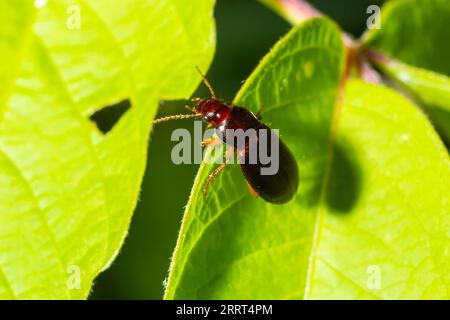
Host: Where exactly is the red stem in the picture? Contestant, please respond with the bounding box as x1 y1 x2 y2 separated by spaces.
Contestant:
277 0 356 47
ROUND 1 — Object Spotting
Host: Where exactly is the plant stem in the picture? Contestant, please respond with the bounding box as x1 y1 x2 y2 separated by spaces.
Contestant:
360 60 383 84
275 0 321 24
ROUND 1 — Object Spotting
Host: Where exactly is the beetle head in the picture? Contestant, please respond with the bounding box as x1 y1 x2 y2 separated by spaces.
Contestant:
195 98 230 126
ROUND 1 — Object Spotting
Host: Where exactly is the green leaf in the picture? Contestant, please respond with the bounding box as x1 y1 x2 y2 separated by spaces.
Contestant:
0 0 215 299
372 57 450 145
0 0 35 118
164 17 346 299
364 0 450 146
376 60 450 111
364 0 450 77
165 18 450 299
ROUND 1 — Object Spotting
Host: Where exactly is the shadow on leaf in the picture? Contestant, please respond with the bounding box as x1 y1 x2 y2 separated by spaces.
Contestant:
90 99 131 134
325 142 362 214
423 105 450 150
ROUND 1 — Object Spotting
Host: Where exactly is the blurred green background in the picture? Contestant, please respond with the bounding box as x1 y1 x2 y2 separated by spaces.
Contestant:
91 0 383 299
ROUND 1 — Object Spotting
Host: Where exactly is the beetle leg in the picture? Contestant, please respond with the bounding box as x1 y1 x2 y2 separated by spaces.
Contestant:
245 179 259 198
235 147 259 198
201 136 220 147
225 147 235 161
203 162 227 197
203 148 235 197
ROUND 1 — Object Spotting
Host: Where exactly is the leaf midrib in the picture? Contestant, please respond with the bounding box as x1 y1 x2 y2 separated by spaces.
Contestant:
0 148 68 299
302 82 343 299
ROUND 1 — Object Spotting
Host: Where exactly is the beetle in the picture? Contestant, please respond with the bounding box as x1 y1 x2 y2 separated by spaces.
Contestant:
153 67 299 204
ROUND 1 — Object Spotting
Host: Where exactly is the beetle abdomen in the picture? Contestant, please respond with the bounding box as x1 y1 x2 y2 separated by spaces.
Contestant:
240 136 298 204
215 106 299 204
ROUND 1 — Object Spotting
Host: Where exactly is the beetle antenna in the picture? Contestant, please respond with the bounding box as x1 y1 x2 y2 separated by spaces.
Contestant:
195 66 216 99
153 113 202 124
185 105 197 112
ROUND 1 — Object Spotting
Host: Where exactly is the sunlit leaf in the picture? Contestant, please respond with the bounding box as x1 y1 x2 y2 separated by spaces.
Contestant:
0 0 215 299
372 57 450 145
165 18 450 299
364 0 450 76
